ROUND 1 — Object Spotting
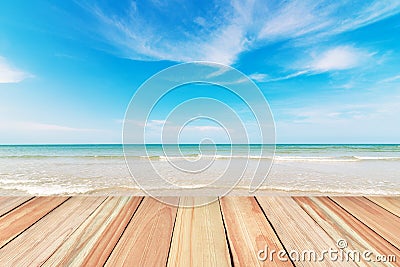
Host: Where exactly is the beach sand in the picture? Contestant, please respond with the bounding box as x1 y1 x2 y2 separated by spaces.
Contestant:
0 196 398 266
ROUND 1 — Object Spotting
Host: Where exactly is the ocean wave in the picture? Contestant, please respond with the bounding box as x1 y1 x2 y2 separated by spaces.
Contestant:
354 156 400 160
0 184 94 195
254 186 400 196
140 155 161 160
274 156 400 162
1 154 400 162
1 181 399 196
0 183 143 195
273 156 358 162
0 155 126 159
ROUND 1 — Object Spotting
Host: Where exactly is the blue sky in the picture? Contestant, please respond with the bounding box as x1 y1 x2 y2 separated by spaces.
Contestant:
0 0 400 144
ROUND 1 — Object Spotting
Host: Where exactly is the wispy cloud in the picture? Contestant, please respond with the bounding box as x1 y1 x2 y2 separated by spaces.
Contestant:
309 46 373 72
0 119 115 144
258 1 334 41
0 57 32 83
123 118 230 143
77 0 400 65
22 122 96 132
332 0 400 35
0 120 98 132
264 70 309 82
78 0 257 64
248 73 268 82
264 45 374 82
276 99 400 143
206 65 231 79
379 74 400 83
258 0 400 46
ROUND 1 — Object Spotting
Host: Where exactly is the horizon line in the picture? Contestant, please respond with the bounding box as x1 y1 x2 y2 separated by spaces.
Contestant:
0 143 399 146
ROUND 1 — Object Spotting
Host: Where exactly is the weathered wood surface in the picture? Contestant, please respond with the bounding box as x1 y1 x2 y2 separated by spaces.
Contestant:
220 197 293 266
256 197 356 267
106 197 177 267
294 197 399 267
0 197 106 266
0 197 32 217
168 197 231 267
0 197 68 248
43 197 142 267
331 197 400 249
367 197 400 218
0 196 398 267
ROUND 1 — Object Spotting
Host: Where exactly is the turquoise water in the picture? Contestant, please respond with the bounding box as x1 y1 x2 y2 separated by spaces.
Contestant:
0 144 399 195
1 144 400 158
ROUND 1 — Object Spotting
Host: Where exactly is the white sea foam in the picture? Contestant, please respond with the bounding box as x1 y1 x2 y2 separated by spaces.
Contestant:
0 144 400 195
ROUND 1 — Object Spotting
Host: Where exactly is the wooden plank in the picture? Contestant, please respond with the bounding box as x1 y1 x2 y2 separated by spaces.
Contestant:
43 197 143 267
366 197 400 218
256 197 355 267
0 197 32 217
167 197 231 267
0 197 68 248
0 197 106 266
331 197 400 249
105 197 178 267
220 197 293 266
295 197 399 267
80 196 143 266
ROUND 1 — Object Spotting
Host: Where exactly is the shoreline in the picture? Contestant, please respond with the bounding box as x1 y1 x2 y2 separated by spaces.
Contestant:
1 187 400 197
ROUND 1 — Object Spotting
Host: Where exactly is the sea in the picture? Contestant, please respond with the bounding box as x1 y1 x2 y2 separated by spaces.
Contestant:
0 144 399 196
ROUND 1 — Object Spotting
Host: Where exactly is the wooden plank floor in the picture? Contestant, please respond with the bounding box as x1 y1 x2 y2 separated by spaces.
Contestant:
0 197 398 266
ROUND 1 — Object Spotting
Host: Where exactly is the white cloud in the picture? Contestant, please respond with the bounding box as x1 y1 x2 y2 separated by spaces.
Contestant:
380 74 400 83
147 119 167 125
264 70 309 82
258 1 333 40
86 0 257 65
0 120 97 132
206 65 231 78
22 122 95 132
259 0 400 45
78 0 400 65
309 46 371 72
194 17 206 27
183 125 224 132
248 73 268 82
0 119 116 144
139 121 229 143
276 100 400 143
264 46 373 82
334 0 400 34
0 57 32 83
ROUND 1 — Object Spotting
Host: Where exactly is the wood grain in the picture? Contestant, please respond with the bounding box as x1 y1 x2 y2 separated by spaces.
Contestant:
295 197 399 267
256 197 355 267
0 197 68 248
43 197 142 267
105 197 178 267
331 197 400 249
0 197 32 217
168 197 231 267
366 197 400 218
0 197 105 266
220 197 293 266
0 196 398 266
